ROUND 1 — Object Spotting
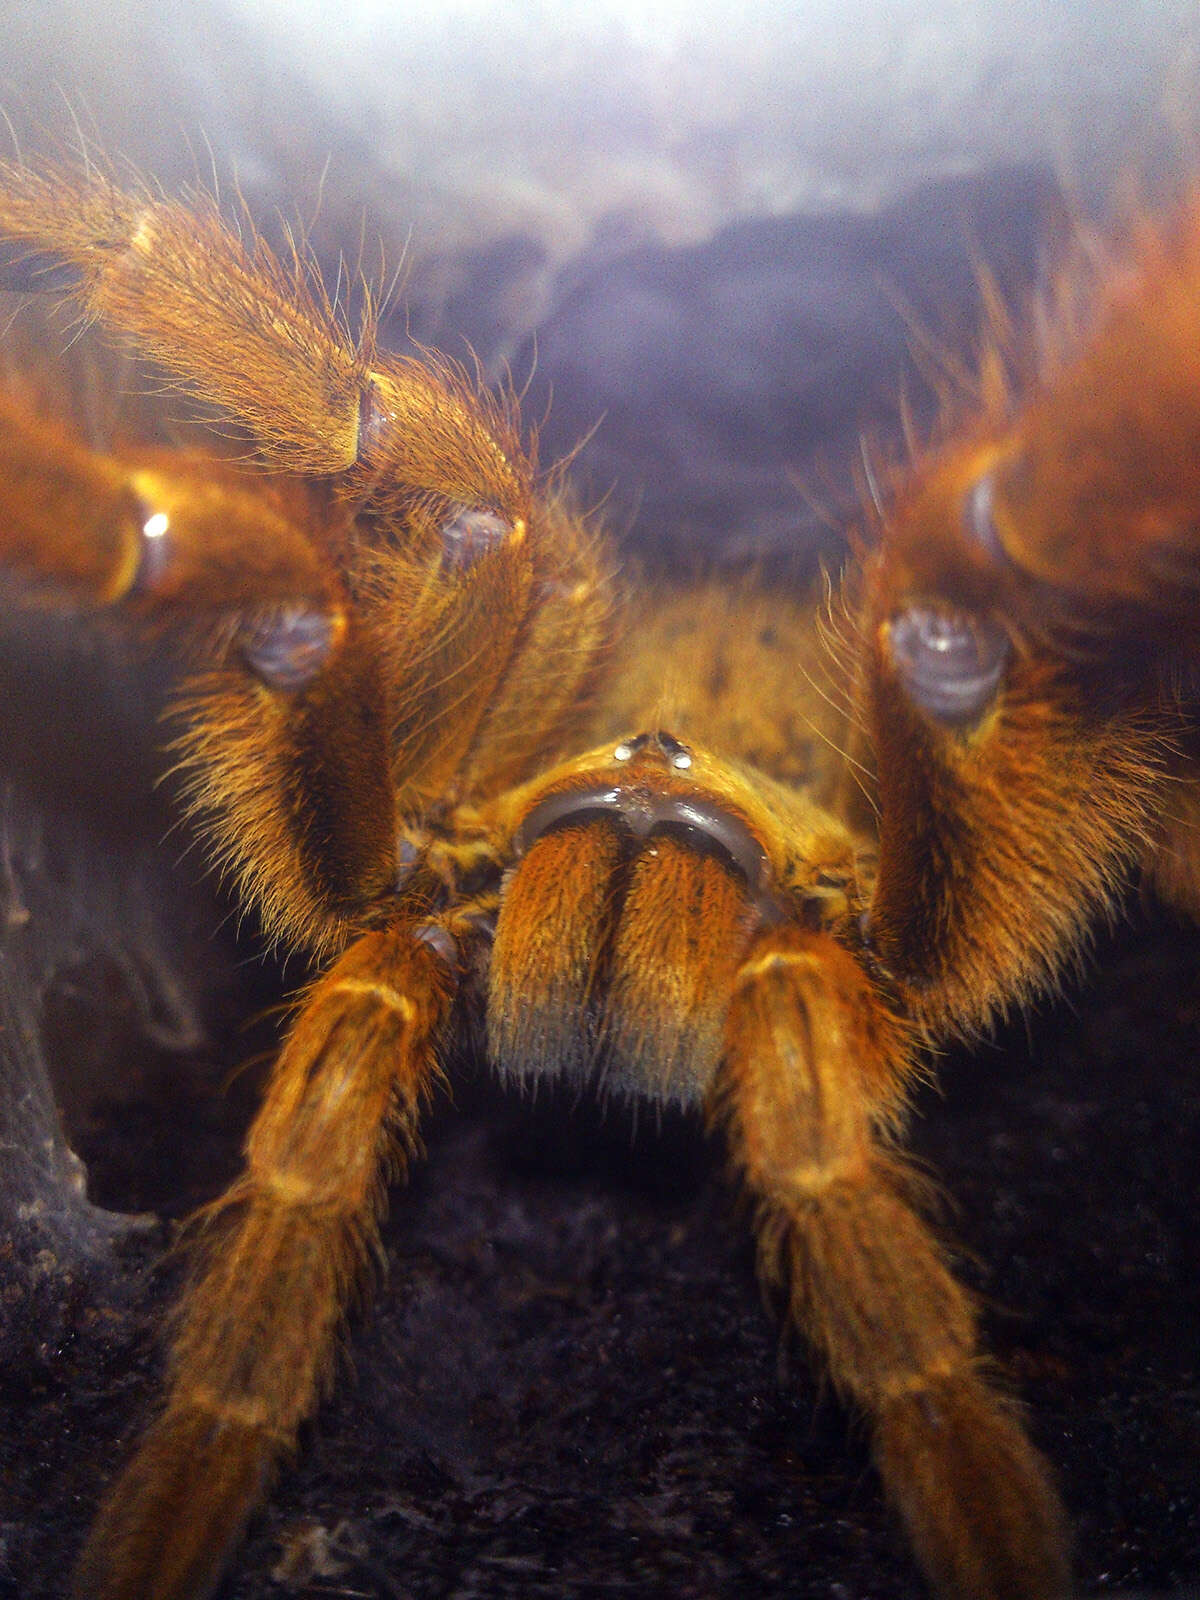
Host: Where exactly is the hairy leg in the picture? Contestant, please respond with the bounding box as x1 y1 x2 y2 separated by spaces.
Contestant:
73 922 456 1600
718 926 1071 1600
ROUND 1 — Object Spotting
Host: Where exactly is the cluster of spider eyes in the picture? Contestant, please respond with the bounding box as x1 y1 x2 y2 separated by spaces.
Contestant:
613 731 693 769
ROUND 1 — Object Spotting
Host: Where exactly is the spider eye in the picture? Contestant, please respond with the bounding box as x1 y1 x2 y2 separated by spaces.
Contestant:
887 605 1009 726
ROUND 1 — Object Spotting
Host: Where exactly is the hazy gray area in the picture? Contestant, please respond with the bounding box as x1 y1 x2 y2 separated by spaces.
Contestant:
2 1 1198 273
0 2 1196 556
231 0 1200 247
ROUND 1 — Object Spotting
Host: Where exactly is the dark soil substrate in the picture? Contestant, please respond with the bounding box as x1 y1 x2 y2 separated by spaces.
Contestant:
3 909 1198 1600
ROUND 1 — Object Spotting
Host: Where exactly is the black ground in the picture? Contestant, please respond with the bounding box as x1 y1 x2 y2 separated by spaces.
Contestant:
2 905 1199 1600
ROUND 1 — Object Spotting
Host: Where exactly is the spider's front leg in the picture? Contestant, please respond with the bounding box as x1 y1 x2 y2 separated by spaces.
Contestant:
887 196 1200 665
74 917 457 1600
855 194 1200 1023
0 388 341 616
718 927 1071 1600
0 380 402 956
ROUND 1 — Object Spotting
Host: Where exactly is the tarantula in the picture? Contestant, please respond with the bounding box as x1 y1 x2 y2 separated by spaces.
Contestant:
0 160 1193 1600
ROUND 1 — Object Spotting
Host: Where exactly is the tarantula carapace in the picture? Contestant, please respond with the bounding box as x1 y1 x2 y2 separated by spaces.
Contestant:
0 160 1191 1600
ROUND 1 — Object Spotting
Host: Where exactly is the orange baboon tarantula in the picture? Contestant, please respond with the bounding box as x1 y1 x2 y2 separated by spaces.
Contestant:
0 161 1192 1600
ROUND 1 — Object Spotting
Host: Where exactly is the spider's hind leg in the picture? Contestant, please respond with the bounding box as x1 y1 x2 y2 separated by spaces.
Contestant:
718 926 1072 1600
